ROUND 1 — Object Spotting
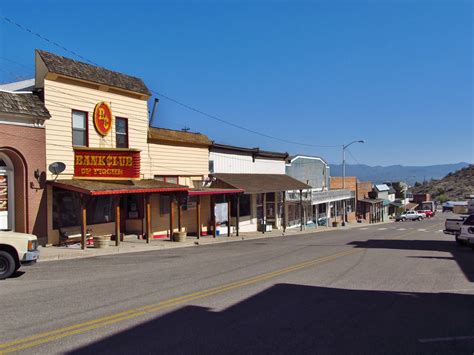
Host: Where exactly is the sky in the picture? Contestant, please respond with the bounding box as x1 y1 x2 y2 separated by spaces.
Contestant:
0 0 472 166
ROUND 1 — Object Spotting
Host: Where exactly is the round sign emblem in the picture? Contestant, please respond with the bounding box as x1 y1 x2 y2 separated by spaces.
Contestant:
93 102 113 136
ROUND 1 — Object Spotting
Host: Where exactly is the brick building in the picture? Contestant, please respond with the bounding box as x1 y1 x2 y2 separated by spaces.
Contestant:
0 90 50 240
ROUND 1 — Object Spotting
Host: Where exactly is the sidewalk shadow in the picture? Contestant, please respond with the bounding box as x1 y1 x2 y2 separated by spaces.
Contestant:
348 239 474 282
68 283 474 355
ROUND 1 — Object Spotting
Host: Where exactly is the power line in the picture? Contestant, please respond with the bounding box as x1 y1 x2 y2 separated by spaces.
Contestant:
0 16 98 66
151 90 341 148
2 15 342 150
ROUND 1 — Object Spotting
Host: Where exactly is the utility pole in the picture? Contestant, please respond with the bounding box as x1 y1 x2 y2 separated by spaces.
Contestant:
342 140 365 226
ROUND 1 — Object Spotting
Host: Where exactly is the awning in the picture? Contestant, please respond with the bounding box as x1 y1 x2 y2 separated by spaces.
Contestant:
188 187 244 196
359 198 384 204
51 179 189 196
382 199 391 206
211 173 311 194
405 202 419 210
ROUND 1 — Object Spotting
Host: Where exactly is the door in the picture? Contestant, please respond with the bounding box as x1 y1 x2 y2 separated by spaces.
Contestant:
0 156 14 231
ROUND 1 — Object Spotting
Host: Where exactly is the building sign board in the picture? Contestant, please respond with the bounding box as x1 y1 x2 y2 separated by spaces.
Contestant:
74 148 140 180
93 102 113 136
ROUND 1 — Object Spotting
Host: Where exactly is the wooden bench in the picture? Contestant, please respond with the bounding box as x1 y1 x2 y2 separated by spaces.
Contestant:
59 226 92 247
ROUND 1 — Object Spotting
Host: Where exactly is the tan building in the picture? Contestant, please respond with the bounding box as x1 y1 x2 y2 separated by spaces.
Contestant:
31 50 242 246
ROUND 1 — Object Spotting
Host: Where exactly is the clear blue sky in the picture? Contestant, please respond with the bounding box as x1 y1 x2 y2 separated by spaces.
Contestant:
1 0 472 166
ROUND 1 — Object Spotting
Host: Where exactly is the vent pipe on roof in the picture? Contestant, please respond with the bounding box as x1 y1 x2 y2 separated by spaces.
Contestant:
149 98 159 125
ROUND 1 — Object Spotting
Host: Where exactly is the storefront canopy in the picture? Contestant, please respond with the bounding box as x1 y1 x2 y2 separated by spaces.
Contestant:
359 198 384 204
211 173 311 194
188 187 244 196
51 179 189 196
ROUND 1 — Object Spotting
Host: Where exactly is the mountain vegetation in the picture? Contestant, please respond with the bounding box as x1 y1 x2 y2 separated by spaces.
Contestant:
411 165 474 202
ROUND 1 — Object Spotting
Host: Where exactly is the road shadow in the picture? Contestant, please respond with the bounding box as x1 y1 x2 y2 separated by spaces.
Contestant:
68 284 474 355
348 239 474 282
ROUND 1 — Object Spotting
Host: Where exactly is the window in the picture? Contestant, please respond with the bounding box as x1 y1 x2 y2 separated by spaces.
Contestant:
231 194 251 217
72 110 88 146
87 196 115 225
154 175 179 184
116 117 128 148
209 160 214 173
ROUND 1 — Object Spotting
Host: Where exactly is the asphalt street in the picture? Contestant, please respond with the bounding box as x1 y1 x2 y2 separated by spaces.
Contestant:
1 213 474 355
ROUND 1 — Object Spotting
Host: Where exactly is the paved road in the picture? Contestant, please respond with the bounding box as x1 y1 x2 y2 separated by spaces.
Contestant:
1 214 474 354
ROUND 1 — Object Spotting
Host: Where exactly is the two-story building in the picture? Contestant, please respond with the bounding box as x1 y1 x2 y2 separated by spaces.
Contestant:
286 155 354 228
209 143 310 233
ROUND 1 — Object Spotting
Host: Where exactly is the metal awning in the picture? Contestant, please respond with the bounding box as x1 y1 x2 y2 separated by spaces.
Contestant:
188 187 244 196
360 198 384 204
211 173 311 194
311 189 353 204
51 179 190 196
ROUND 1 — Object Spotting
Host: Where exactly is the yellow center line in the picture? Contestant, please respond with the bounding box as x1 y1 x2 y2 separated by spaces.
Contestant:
0 248 359 354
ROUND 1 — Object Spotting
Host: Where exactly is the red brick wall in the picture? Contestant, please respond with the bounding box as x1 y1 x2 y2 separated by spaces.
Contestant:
357 181 372 200
330 176 357 192
0 123 47 240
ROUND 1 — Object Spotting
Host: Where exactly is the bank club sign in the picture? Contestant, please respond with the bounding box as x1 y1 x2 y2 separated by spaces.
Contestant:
74 148 141 180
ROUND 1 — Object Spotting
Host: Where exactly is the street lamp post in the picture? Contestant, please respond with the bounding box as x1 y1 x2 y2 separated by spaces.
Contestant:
342 140 365 226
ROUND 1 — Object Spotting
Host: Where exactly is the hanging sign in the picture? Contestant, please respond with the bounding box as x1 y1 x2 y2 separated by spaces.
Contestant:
93 102 113 136
74 148 141 180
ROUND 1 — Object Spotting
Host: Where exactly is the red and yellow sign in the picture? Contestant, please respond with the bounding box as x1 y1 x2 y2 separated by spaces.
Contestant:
74 148 140 180
93 102 113 136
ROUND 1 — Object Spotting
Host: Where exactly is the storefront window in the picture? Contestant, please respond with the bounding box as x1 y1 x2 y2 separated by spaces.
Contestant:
87 196 115 225
53 190 81 229
53 189 115 228
116 117 128 148
72 110 88 147
231 194 251 217
126 194 143 219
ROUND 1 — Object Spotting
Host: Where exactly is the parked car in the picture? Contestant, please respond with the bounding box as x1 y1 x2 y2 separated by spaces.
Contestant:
395 210 424 222
419 210 433 218
0 231 39 280
459 215 474 248
416 211 427 219
444 215 469 244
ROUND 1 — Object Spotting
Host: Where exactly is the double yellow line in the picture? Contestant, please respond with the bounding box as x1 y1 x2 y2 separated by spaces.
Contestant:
0 248 359 354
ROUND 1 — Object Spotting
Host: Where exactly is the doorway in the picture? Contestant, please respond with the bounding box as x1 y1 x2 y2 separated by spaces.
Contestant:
0 154 15 231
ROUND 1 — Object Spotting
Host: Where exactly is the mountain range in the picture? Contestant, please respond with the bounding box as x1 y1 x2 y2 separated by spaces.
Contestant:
329 162 470 185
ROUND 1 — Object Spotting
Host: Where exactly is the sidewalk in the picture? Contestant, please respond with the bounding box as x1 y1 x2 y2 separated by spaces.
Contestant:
38 220 389 262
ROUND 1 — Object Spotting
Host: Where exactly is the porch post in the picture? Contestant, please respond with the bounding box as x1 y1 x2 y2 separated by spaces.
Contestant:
227 196 231 237
196 195 201 239
80 197 87 250
146 193 151 244
177 197 182 232
169 195 174 239
327 202 330 227
211 195 216 238
282 191 287 232
236 194 240 237
262 193 266 234
315 204 319 229
299 189 303 231
115 196 120 247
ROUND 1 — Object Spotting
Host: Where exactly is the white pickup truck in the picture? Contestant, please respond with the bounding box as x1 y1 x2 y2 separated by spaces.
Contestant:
0 231 39 279
395 210 424 222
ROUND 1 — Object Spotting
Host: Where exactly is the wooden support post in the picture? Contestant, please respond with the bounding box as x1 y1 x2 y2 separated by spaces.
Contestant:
327 202 330 227
196 195 201 239
146 194 151 244
299 189 303 231
81 199 87 250
115 198 120 247
282 191 287 232
262 193 266 234
315 204 319 229
236 194 240 237
169 196 174 239
177 198 182 232
211 195 216 238
227 197 231 237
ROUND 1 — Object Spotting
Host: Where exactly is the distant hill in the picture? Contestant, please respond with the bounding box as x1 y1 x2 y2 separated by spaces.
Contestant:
329 162 470 185
412 165 474 201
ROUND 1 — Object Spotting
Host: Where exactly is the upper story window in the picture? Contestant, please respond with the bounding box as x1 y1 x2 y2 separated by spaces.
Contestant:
116 117 128 148
72 110 88 147
154 175 179 184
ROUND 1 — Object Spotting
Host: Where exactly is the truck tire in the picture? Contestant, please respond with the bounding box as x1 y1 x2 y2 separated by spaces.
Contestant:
455 235 465 246
0 251 15 280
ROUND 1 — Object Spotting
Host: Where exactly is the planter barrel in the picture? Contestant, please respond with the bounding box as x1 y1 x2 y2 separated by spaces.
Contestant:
173 231 187 242
93 235 111 248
